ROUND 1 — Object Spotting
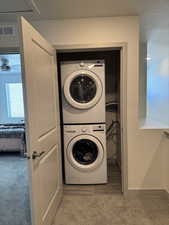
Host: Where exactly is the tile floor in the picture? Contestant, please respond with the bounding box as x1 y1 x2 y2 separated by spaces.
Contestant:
54 160 169 225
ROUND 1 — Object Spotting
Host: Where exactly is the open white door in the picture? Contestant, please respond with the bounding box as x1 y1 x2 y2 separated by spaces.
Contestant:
19 17 62 225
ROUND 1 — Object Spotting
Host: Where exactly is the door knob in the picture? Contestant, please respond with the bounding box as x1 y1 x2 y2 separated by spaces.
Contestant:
24 152 30 159
32 151 45 160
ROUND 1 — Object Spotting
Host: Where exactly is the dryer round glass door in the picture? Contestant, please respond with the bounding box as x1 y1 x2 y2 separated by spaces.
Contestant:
64 70 103 109
70 75 96 104
67 135 104 171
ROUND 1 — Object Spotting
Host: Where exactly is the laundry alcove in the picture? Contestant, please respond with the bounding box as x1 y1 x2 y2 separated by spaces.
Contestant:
56 47 127 194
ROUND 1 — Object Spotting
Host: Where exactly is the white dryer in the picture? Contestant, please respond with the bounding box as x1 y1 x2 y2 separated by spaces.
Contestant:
63 124 107 184
61 60 105 124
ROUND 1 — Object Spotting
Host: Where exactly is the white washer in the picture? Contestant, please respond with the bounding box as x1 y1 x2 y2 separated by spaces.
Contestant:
61 60 105 124
64 124 107 184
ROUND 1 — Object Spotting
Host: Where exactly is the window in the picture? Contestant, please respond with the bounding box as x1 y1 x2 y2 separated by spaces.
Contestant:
6 83 24 118
0 53 24 124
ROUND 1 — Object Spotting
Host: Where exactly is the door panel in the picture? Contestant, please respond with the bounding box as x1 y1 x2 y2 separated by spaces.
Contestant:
39 128 57 154
39 146 59 218
31 40 56 137
19 17 62 225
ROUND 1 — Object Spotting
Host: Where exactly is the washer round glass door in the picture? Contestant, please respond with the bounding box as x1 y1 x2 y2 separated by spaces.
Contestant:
64 70 103 109
67 135 104 171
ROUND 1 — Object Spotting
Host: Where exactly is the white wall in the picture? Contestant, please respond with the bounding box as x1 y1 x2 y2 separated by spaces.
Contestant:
32 16 165 190
0 16 167 190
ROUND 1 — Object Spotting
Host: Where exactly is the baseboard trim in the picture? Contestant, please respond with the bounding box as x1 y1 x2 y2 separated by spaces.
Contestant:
126 189 169 199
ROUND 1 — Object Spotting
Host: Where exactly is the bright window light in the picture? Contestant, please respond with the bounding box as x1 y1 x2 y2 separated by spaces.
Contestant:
6 83 24 118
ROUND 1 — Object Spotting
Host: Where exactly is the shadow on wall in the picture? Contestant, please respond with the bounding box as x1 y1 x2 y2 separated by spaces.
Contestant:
141 132 169 190
162 132 169 193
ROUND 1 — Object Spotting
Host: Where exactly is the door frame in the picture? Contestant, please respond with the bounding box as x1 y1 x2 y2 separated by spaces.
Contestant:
55 42 128 196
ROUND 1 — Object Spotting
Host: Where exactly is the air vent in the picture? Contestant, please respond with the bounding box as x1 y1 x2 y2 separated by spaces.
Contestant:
0 25 15 36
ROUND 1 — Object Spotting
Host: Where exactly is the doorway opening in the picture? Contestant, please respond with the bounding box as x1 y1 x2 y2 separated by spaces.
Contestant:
57 48 125 194
0 52 31 224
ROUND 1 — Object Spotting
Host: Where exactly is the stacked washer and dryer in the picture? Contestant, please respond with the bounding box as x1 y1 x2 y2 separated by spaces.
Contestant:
60 60 107 184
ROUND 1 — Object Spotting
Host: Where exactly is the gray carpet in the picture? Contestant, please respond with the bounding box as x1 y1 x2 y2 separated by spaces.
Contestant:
55 160 169 225
0 153 31 225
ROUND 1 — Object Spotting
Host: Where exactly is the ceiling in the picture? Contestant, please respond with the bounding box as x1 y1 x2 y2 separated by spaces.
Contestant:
0 0 169 41
36 0 169 22
0 0 31 13
0 0 36 22
0 0 168 20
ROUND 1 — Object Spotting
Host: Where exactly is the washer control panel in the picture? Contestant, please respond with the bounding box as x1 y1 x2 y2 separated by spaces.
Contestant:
92 125 105 132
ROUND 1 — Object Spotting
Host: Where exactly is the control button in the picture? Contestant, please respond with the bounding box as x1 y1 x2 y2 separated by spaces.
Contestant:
82 128 87 132
80 62 85 67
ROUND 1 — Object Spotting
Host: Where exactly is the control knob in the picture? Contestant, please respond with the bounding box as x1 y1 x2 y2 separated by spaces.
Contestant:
82 128 87 132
